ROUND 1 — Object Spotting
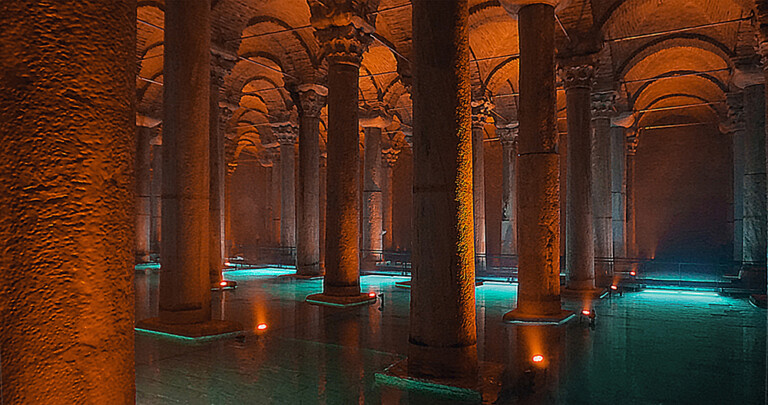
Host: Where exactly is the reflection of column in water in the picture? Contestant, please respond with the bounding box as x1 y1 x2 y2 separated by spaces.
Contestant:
511 325 562 404
321 307 364 403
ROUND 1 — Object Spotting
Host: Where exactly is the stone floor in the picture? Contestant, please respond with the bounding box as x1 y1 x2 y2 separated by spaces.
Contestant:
135 268 767 404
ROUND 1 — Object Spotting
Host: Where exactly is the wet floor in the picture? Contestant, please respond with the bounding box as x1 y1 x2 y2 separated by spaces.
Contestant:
135 268 767 404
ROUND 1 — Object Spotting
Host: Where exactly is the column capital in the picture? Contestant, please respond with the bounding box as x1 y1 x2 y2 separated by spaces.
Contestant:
359 101 392 128
211 48 236 87
497 123 519 146
732 65 765 89
558 61 596 90
726 91 746 132
225 136 238 176
296 84 328 118
471 98 495 128
272 122 298 145
310 0 379 67
626 131 638 156
382 147 400 168
591 91 617 118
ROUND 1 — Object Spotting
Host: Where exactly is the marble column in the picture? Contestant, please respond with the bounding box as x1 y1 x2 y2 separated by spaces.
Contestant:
295 85 327 276
727 91 746 264
136 125 153 263
382 147 401 251
472 101 492 260
320 153 327 271
306 4 375 306
150 138 163 259
274 123 298 249
499 124 519 256
0 1 136 401
591 91 616 284
742 84 767 270
267 147 281 246
361 115 387 268
560 61 597 292
502 1 570 322
410 0 478 380
139 0 239 336
625 132 639 260
610 124 627 258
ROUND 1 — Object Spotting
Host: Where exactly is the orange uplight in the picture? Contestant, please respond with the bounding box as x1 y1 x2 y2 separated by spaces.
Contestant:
610 285 618 290
257 323 268 331
368 292 376 298
532 354 544 363
220 281 227 287
630 271 636 276
581 309 591 316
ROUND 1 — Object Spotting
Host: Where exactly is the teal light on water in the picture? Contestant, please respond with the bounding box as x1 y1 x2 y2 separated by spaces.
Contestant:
135 327 243 342
639 289 720 297
223 267 296 277
135 263 161 270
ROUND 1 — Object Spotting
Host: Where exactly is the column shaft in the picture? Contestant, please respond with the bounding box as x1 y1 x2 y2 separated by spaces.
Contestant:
382 161 395 250
501 136 518 255
0 1 136 402
610 126 626 258
209 88 225 286
472 123 486 256
742 84 767 265
150 143 163 257
563 66 595 291
297 92 323 276
410 0 478 379
136 126 153 262
159 0 211 324
269 151 281 246
280 141 296 248
508 3 563 318
626 140 638 259
362 126 384 262
592 113 613 282
325 61 362 296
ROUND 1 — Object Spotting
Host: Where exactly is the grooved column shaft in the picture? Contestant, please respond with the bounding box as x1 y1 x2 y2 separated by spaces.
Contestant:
592 115 613 281
280 142 296 248
297 113 321 275
362 127 384 261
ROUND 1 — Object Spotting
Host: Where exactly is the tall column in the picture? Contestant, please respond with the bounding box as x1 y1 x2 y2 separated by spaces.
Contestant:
209 55 234 286
626 132 639 260
610 123 627 258
136 125 153 263
306 2 376 306
472 100 492 259
742 84 767 274
1 0 137 401
295 85 327 276
361 108 389 269
320 153 327 271
274 123 298 249
410 0 477 380
499 124 519 255
591 91 615 284
382 147 401 250
267 147 281 246
502 1 570 323
139 0 239 336
559 61 597 292
727 91 746 264
150 136 163 259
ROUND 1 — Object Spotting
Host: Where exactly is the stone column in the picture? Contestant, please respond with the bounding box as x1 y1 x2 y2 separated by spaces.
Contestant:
209 55 234 286
742 84 767 272
625 132 639 260
591 91 616 284
361 108 389 269
502 1 570 322
559 61 597 292
472 100 492 259
306 2 376 306
499 124 519 255
610 123 628 258
382 147 401 251
274 122 298 249
727 91 746 264
150 136 163 259
295 85 327 276
0 1 136 401
320 153 327 270
139 0 239 336
136 125 153 263
267 147 281 246
410 0 478 380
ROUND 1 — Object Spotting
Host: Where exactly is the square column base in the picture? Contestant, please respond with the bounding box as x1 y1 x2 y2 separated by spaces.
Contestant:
305 293 377 308
375 359 503 403
502 309 575 325
136 318 243 342
561 288 608 300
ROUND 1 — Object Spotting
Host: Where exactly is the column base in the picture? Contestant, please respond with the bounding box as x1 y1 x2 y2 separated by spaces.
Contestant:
279 273 324 280
502 309 575 325
135 318 243 342
561 288 608 300
305 292 377 308
375 359 503 404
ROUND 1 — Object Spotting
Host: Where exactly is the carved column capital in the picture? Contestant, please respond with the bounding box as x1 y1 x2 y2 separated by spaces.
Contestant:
591 91 617 118
726 91 746 132
382 147 400 168
296 84 328 118
310 0 378 68
272 122 298 145
360 101 391 128
558 63 596 90
471 98 495 129
497 123 519 147
626 131 638 156
225 136 238 176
